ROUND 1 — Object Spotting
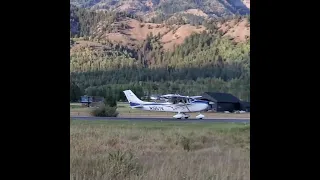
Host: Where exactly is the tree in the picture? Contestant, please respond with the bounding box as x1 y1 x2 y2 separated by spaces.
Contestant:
70 81 82 102
104 94 117 107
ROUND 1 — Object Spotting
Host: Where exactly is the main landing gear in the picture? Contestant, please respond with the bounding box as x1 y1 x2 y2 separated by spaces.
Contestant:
173 113 190 119
173 113 205 119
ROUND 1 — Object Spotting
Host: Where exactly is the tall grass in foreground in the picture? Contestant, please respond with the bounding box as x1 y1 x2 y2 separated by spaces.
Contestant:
70 121 250 180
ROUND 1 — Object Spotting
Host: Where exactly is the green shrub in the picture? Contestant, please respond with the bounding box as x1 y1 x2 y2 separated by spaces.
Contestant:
91 103 119 117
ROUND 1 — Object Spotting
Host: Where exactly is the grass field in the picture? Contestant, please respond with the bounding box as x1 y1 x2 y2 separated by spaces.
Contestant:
70 120 250 180
70 102 250 118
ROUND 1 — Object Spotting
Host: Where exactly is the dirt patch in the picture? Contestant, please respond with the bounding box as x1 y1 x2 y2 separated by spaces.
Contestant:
219 18 250 42
161 24 206 50
183 9 208 17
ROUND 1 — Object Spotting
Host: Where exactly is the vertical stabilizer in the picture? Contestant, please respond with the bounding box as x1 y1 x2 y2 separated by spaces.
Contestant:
123 90 144 105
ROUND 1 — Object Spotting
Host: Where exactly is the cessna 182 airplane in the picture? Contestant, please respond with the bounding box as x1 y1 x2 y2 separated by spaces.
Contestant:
123 90 210 119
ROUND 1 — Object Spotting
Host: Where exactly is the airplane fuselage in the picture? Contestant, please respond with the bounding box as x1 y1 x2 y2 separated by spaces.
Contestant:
131 101 209 113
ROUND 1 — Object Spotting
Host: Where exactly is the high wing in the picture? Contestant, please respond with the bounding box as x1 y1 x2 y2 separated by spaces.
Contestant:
158 94 192 105
159 94 188 98
159 94 202 99
189 96 202 99
159 94 182 98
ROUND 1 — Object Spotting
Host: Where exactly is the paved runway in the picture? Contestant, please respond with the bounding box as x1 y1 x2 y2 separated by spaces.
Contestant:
71 116 250 123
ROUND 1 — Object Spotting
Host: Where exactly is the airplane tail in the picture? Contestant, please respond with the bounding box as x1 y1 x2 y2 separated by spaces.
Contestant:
123 90 145 106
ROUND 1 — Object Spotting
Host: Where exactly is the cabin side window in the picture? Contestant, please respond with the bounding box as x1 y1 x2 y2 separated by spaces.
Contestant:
172 97 177 104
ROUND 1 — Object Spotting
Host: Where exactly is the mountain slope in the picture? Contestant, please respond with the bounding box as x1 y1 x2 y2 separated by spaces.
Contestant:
69 2 250 101
70 5 250 50
93 17 207 50
70 0 250 18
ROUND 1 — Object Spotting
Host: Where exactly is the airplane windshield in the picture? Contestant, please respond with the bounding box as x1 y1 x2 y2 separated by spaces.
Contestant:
169 97 190 104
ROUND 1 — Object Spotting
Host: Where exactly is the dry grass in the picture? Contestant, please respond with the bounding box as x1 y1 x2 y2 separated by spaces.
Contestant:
70 120 250 180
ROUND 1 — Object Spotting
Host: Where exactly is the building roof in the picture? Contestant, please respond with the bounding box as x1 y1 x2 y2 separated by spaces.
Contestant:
202 92 240 103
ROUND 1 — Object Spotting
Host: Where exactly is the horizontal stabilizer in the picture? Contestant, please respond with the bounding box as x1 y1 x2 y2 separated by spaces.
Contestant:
131 106 143 109
129 102 143 108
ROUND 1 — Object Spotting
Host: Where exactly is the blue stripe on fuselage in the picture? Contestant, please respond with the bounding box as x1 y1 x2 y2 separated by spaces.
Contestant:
193 100 209 104
129 100 208 106
130 102 167 106
129 102 141 106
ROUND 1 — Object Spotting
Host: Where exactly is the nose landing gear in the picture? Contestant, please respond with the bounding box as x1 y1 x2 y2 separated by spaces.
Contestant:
196 113 205 119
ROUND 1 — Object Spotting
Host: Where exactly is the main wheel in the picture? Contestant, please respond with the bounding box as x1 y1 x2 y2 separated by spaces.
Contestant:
184 117 189 119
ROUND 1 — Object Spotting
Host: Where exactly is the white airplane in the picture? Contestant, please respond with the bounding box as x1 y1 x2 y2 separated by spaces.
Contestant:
123 90 209 119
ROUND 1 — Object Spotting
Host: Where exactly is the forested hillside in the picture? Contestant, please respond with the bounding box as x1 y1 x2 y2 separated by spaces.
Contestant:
70 4 250 102
70 0 250 18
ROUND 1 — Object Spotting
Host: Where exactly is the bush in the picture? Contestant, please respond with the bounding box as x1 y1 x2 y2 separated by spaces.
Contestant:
91 103 119 117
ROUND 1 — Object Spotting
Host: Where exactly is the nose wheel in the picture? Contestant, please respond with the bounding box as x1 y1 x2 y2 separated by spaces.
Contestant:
196 113 205 119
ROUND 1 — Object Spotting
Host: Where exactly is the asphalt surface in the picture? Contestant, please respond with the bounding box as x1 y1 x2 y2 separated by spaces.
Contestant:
70 116 250 123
